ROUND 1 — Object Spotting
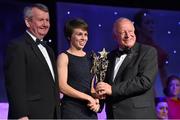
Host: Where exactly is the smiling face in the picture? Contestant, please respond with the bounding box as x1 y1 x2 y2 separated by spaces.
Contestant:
25 7 50 39
156 102 168 119
113 18 136 49
70 28 88 50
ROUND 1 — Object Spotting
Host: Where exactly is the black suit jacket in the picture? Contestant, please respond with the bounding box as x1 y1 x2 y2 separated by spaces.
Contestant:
4 32 61 119
105 43 158 119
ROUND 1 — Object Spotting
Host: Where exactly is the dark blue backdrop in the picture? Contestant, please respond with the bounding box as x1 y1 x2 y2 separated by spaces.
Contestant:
56 2 180 97
0 0 180 102
0 1 26 102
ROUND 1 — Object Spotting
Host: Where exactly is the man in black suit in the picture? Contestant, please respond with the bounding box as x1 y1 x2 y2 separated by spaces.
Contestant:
4 3 61 119
96 17 158 119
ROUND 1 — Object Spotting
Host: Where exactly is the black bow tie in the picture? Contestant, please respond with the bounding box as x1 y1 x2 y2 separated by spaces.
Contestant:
116 48 131 57
36 39 47 47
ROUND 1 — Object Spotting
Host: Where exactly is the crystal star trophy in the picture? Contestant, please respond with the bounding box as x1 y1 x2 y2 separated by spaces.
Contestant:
90 48 109 97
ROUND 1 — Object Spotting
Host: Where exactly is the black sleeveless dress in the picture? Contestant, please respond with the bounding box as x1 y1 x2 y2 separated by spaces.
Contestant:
61 51 97 119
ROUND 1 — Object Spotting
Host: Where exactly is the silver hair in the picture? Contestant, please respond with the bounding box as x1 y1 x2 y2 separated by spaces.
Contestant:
23 3 49 19
113 17 134 35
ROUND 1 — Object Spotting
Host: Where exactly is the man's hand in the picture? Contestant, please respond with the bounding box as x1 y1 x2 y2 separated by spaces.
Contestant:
87 98 100 112
96 82 112 99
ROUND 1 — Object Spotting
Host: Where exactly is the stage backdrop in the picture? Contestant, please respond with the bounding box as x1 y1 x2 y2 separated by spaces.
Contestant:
56 2 180 97
0 1 26 102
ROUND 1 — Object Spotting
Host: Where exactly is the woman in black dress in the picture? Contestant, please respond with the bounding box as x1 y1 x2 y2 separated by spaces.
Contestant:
57 18 100 119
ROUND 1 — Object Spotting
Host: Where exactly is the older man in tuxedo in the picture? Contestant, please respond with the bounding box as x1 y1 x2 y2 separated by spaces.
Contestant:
4 3 60 119
96 17 158 119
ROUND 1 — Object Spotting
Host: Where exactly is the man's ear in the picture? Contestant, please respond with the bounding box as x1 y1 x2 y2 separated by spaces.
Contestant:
25 18 30 28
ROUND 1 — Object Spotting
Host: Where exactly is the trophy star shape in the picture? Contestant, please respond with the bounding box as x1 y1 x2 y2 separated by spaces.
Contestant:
98 48 109 58
90 48 109 98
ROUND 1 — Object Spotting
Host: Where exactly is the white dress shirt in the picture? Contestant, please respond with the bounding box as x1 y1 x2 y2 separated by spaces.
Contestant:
26 30 55 81
113 54 127 81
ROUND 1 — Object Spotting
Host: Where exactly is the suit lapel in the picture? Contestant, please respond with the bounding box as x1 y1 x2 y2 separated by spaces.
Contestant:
113 53 134 81
25 33 53 75
46 46 57 81
23 33 47 67
107 50 117 85
113 43 139 82
32 44 49 66
109 58 116 85
32 42 56 83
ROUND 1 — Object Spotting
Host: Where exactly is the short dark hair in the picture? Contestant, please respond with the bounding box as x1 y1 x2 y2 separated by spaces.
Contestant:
163 75 180 96
64 18 88 41
155 97 167 107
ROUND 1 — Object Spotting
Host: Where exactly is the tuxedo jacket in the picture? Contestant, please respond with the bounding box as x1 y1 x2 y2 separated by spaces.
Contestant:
4 32 61 119
105 43 158 119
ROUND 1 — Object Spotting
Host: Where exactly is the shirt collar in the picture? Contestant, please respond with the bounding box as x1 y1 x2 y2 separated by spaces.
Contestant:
26 30 43 42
